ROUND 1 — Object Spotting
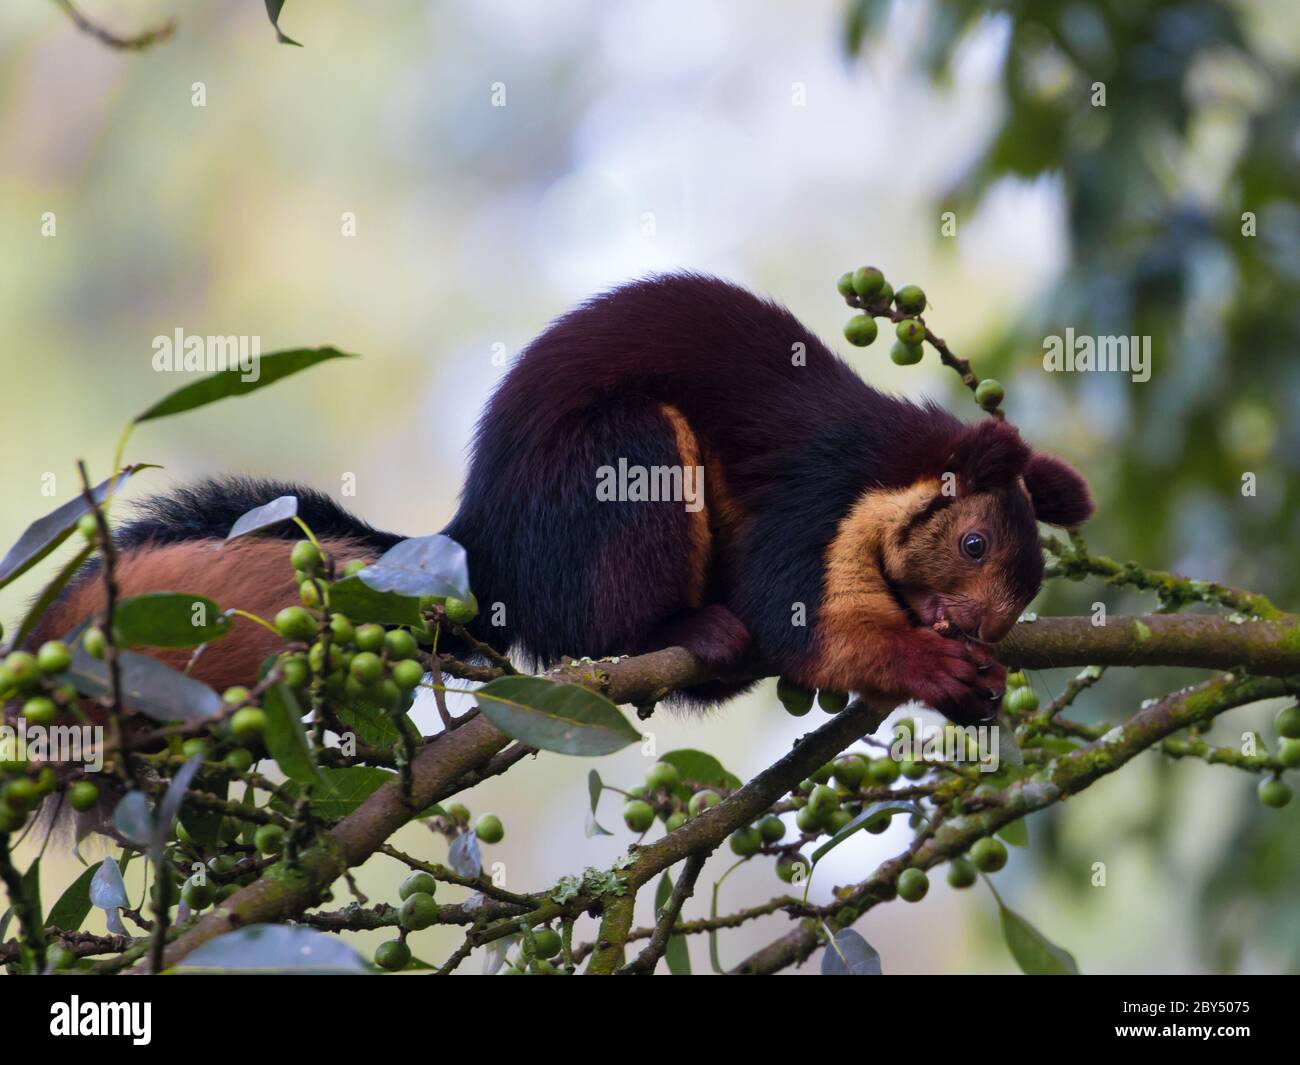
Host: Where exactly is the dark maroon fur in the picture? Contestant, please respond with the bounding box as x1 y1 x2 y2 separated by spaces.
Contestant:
949 420 1032 493
1023 454 1094 528
108 275 1091 710
442 273 1086 703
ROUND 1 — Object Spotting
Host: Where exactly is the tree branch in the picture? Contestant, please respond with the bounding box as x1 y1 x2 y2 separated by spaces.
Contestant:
731 671 1298 974
1000 615 1298 674
131 606 1297 972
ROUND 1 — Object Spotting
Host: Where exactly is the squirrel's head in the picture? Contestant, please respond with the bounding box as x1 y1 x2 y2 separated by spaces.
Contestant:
879 420 1093 643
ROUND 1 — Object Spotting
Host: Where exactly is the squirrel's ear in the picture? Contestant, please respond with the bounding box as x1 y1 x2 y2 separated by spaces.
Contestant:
1023 453 1094 527
949 419 1031 493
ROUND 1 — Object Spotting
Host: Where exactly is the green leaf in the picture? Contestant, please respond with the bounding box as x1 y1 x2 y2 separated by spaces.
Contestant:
654 872 691 975
178 779 227 850
822 928 882 975
112 592 231 648
227 495 298 539
659 750 741 790
998 817 1028 848
0 464 153 591
999 902 1079 975
473 676 640 756
21 860 41 932
134 348 352 424
358 534 471 602
811 801 923 864
13 543 94 645
175 925 374 974
262 683 321 785
69 643 223 723
328 576 423 627
336 703 410 748
150 755 205 874
276 767 395 821
46 862 103 933
263 0 303 46
586 766 614 833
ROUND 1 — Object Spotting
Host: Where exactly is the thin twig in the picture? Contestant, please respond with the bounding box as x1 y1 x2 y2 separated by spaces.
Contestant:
620 852 706 974
54 0 176 51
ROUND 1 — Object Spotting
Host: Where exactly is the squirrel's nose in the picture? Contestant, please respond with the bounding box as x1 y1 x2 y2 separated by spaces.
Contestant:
979 616 1015 643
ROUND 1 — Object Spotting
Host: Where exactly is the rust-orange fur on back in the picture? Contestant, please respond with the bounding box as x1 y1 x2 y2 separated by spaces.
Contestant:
31 536 378 693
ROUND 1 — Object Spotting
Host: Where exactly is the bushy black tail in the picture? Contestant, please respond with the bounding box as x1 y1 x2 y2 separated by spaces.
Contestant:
113 476 406 553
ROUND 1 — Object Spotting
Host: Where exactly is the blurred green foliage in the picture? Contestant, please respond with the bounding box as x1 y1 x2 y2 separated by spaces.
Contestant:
846 0 1299 972
849 0 1298 602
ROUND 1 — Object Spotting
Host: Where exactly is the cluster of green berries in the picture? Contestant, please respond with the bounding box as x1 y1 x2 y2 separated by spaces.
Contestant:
1001 671 1038 716
837 266 927 364
621 760 760 843
0 641 75 728
0 766 57 833
270 539 476 712
837 267 1002 410
500 926 564 975
171 841 270 912
897 841 1003 904
292 540 475 623
0 640 100 833
440 801 505 844
775 677 849 717
788 753 905 840
273 565 429 714
1258 705 1300 808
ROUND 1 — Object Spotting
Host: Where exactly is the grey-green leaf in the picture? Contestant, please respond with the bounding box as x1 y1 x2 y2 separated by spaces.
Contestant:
0 465 153 591
822 928 882 975
263 0 303 46
69 643 223 723
811 801 923 864
997 724 1024 768
90 856 129 912
585 812 613 837
473 676 640 756
113 592 231 648
150 755 205 872
998 817 1029 847
175 925 374 974
112 792 153 845
13 544 94 646
448 831 483 878
134 348 352 423
999 902 1079 975
359 534 470 601
262 683 321 785
227 495 298 539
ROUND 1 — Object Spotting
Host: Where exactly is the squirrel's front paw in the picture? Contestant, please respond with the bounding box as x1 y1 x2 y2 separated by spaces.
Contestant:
889 629 1004 724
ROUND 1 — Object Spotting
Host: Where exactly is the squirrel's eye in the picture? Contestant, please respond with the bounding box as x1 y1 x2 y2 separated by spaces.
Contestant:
960 531 987 561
